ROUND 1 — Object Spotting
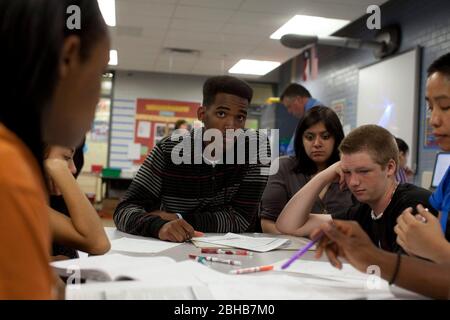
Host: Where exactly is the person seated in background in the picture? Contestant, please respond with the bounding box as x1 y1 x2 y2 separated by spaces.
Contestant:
395 52 450 264
0 0 109 299
260 107 353 234
395 137 414 183
50 140 83 259
46 145 110 260
174 119 190 131
114 76 270 243
276 125 438 252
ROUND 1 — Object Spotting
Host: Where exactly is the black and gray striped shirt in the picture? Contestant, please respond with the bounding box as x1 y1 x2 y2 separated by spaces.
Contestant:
114 129 271 238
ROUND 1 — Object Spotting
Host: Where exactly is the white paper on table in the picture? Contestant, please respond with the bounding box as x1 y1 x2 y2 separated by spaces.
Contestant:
277 237 316 251
104 227 148 242
192 235 315 251
130 260 231 284
104 227 123 241
76 251 89 259
273 259 369 281
133 265 367 300
110 237 181 254
66 261 226 300
274 259 398 299
137 121 151 138
190 240 233 249
191 233 289 252
51 253 175 281
64 259 393 300
273 259 393 296
66 281 214 300
207 275 367 300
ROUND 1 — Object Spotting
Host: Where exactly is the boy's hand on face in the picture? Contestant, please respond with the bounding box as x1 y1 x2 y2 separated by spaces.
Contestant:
321 161 347 190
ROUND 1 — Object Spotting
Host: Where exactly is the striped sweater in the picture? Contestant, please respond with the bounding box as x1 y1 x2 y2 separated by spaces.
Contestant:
114 129 271 238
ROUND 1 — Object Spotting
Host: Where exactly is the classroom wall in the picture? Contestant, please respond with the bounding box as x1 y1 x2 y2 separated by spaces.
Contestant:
277 0 450 186
114 71 208 102
109 71 208 169
110 71 277 169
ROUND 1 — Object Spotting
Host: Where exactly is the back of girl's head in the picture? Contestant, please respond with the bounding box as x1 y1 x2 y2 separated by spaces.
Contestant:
0 0 107 165
64 0 108 62
294 106 345 175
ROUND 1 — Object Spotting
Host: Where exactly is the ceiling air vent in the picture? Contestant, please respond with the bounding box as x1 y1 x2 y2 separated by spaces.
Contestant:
163 47 201 56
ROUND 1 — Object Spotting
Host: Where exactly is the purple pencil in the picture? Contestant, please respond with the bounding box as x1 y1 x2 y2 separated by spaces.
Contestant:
281 231 324 270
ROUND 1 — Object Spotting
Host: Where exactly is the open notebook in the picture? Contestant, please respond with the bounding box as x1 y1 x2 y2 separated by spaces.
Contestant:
192 235 315 251
191 233 289 252
51 253 175 282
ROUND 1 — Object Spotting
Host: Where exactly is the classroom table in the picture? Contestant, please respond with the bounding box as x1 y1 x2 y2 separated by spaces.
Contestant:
94 230 425 300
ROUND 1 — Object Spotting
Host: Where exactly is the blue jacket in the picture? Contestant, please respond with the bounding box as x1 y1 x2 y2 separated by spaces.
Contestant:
429 166 450 234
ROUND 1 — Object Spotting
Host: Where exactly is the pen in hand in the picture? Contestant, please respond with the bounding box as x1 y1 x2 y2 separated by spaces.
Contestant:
281 231 324 270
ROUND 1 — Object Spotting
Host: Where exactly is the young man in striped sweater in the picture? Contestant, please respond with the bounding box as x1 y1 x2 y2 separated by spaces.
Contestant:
114 76 271 242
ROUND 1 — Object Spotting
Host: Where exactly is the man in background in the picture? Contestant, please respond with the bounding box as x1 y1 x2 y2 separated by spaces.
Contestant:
280 83 322 155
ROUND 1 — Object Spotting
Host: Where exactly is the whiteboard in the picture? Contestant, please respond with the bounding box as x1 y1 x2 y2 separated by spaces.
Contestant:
356 48 420 171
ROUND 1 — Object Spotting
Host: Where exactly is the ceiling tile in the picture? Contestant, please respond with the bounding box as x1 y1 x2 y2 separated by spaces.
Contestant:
117 0 176 18
178 0 244 10
221 23 276 37
169 19 225 33
173 5 235 23
229 11 292 28
110 0 389 78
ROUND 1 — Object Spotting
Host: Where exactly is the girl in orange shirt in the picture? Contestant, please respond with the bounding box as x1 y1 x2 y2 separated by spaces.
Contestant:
0 0 109 299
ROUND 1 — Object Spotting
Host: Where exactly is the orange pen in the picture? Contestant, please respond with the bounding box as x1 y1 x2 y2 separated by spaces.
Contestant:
229 265 273 275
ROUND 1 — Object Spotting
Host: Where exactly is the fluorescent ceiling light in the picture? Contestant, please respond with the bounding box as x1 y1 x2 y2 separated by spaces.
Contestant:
109 50 118 66
228 59 281 76
270 15 350 39
98 0 116 27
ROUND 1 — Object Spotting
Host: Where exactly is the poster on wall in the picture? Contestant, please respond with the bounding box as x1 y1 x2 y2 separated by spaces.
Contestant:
424 108 438 148
137 121 151 139
331 99 345 125
133 98 201 164
127 142 141 160
89 120 109 142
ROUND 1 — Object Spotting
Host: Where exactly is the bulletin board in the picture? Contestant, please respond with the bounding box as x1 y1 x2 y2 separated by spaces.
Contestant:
132 98 200 164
